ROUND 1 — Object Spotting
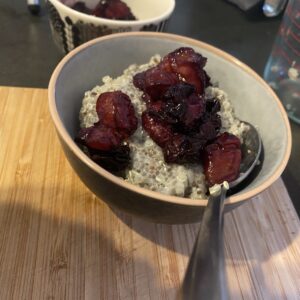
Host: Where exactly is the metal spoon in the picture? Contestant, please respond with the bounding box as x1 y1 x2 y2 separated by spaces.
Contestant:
179 121 262 300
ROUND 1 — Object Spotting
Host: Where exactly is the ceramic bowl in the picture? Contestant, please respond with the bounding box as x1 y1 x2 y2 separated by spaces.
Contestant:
46 0 175 53
48 32 291 224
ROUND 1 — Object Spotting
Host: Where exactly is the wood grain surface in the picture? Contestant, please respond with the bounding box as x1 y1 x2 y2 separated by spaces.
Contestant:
0 87 299 300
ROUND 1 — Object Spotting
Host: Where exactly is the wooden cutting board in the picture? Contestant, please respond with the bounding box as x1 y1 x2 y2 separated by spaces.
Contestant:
0 86 299 300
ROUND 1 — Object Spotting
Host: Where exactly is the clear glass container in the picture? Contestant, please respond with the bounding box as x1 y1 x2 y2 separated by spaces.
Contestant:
264 0 300 124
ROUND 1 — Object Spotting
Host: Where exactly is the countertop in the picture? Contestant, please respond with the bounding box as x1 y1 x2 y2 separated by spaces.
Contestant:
0 86 299 299
1 0 299 213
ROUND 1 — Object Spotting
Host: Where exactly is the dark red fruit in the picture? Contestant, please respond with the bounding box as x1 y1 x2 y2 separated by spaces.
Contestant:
76 125 122 151
142 112 173 147
96 91 138 138
149 83 204 130
163 101 186 124
75 90 138 173
133 71 146 91
133 67 179 99
198 120 218 141
163 134 189 163
91 2 105 17
163 82 195 102
71 2 91 14
146 100 166 114
105 0 136 20
92 0 136 20
182 93 205 128
159 47 209 94
163 134 205 164
88 144 131 172
133 48 209 98
160 93 205 130
203 132 242 187
133 49 223 165
71 0 136 20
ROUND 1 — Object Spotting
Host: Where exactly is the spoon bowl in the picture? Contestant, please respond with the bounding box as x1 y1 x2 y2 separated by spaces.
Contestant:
230 121 262 189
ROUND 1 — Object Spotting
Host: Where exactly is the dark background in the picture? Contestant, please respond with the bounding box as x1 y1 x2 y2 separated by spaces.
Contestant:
1 0 299 213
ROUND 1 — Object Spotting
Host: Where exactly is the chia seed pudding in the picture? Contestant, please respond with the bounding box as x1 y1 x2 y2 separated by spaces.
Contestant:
79 54 247 199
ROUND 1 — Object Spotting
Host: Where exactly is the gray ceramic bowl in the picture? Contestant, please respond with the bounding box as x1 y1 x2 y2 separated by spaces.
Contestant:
48 32 291 224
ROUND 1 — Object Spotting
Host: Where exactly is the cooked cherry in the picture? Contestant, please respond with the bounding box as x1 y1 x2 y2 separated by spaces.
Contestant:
159 47 209 94
96 91 138 138
163 82 195 102
146 100 166 114
88 144 131 172
163 101 186 124
134 48 209 97
197 121 218 141
163 134 205 164
105 0 136 20
76 90 138 173
71 2 91 14
163 134 189 163
76 125 122 151
92 0 136 20
182 93 205 128
203 132 241 186
142 112 173 147
156 83 205 129
133 67 179 99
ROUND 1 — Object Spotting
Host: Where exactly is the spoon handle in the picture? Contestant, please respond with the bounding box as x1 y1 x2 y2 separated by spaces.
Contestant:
179 187 228 300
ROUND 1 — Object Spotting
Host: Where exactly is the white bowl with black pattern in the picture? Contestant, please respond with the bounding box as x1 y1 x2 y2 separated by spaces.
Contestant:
47 0 175 53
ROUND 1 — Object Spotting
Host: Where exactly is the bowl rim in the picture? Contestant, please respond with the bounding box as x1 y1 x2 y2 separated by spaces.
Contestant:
48 0 176 26
48 31 292 207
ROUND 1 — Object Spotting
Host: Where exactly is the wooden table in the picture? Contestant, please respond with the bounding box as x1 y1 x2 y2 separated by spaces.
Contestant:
0 87 299 299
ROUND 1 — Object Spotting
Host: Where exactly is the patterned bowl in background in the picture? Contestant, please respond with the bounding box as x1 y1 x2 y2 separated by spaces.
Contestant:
46 0 175 53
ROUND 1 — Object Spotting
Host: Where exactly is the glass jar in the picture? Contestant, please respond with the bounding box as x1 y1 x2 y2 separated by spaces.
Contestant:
264 0 300 124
